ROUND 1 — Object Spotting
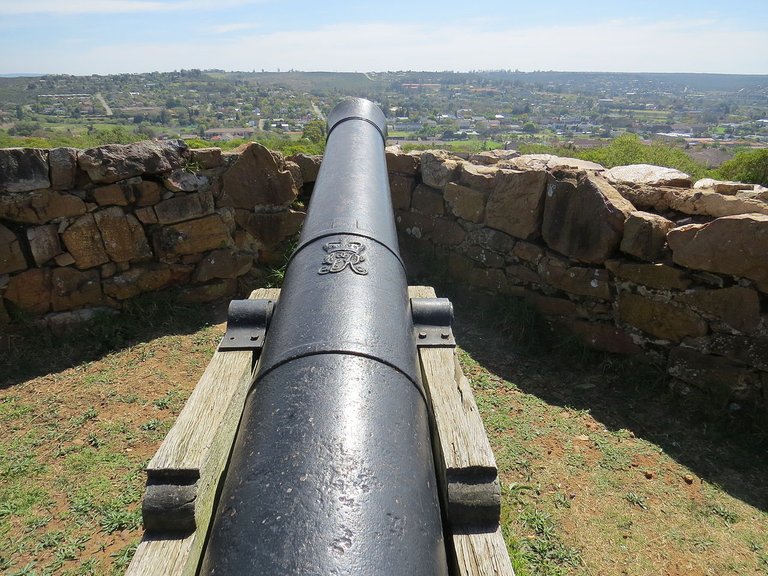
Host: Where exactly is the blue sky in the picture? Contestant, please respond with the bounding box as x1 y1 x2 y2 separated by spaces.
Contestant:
0 0 766 75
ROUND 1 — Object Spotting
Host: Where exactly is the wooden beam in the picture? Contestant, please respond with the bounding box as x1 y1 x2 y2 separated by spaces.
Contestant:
125 288 280 576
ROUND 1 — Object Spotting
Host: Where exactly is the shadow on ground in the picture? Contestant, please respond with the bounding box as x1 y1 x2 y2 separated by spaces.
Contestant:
0 291 232 390
443 286 768 515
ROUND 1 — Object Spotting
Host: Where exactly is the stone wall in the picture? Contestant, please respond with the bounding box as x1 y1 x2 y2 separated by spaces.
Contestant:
0 140 307 328
2 140 767 419
385 148 768 421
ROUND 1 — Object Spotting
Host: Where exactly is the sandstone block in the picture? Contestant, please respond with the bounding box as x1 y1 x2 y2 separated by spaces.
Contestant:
134 179 164 206
189 147 223 169
152 214 234 259
193 249 253 282
668 214 768 292
467 149 520 166
54 252 76 267
620 211 675 261
486 169 548 240
395 211 434 239
49 148 79 190
468 268 508 293
676 286 761 334
164 169 207 192
222 143 298 209
51 267 102 312
93 180 134 206
693 178 754 195
135 206 158 224
542 171 634 264
465 228 515 254
566 320 642 355
667 346 761 407
540 262 612 299
684 334 768 372
385 148 420 175
287 153 322 182
389 173 416 211
0 299 9 326
444 182 486 223
506 264 540 284
61 213 109 269
103 264 191 300
178 278 237 304
239 210 305 247
511 241 544 264
0 223 27 274
27 224 62 266
0 190 87 224
448 252 475 280
619 292 707 342
605 260 690 290
432 218 466 247
4 268 51 314
94 207 152 263
615 185 768 218
420 150 461 189
411 184 444 215
458 163 498 193
154 188 215 224
499 153 554 172
522 290 577 317
0 148 50 193
604 164 691 188
78 140 189 184
465 245 505 268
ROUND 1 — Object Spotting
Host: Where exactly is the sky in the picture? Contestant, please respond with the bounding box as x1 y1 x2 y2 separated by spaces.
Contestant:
0 0 766 76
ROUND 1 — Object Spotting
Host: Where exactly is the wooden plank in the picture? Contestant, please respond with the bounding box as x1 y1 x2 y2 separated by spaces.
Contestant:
409 285 500 526
453 526 515 576
126 288 280 576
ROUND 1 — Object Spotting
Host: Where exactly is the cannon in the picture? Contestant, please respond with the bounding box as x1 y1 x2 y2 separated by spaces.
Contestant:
199 98 450 575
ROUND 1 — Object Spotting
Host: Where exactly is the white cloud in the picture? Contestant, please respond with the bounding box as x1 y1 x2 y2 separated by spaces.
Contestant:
0 0 263 15
211 22 260 34
11 17 767 75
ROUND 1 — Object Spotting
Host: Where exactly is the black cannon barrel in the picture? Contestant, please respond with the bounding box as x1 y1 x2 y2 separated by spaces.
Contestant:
199 99 449 575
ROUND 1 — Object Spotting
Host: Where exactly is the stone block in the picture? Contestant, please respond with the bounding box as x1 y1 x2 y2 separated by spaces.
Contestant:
164 169 207 192
78 140 189 184
134 179 164 206
420 150 461 189
620 211 675 261
135 206 158 224
676 286 761 334
49 148 79 190
54 252 75 267
522 290 577 317
411 184 444 215
222 142 298 209
605 260 691 290
240 210 305 247
193 249 253 282
485 169 548 240
465 245 505 268
566 320 643 355
93 181 133 206
604 164 691 188
61 213 109 269
511 241 544 264
0 223 27 274
0 190 86 224
189 147 223 169
27 224 62 266
386 148 420 175
667 346 761 407
539 262 612 299
618 293 707 342
468 268 508 293
395 211 434 240
668 214 768 293
51 267 102 311
542 171 634 264
432 218 466 247
444 182 486 223
465 228 515 254
154 188 215 224
94 207 152 263
178 278 238 304
287 153 322 182
4 268 51 314
0 148 50 193
103 264 192 300
458 163 498 193
506 264 540 284
684 334 768 372
152 214 234 260
389 174 416 211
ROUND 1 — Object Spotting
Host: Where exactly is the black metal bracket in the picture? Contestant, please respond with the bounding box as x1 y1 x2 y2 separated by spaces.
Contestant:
411 297 455 348
218 299 276 353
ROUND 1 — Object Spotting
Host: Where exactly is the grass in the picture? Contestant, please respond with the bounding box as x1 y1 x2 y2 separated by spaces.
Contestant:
1 288 767 574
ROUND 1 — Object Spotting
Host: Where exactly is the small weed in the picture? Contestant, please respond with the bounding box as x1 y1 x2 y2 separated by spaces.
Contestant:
110 541 138 574
709 504 739 525
139 418 162 431
71 407 98 427
553 492 571 509
99 506 141 534
625 492 648 510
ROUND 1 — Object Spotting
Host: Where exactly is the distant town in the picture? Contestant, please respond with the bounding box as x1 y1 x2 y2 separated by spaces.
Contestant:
1 70 767 166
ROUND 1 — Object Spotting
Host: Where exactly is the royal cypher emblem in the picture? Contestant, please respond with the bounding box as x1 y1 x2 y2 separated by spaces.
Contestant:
318 239 368 275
